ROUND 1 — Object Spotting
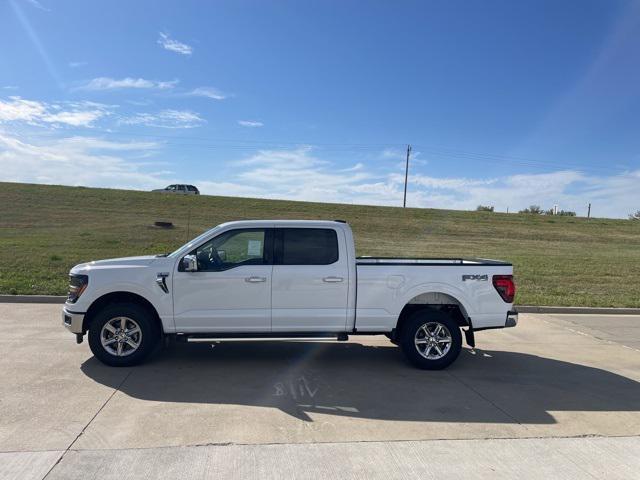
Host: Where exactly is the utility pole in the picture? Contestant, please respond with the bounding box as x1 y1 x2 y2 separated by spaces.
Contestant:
403 144 411 208
587 203 591 219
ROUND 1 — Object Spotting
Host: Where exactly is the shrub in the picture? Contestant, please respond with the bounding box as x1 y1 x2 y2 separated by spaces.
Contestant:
519 205 543 214
546 209 576 216
558 210 576 217
476 205 494 212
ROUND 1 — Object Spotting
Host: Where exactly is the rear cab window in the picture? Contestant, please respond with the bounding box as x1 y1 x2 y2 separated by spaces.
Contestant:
276 228 339 265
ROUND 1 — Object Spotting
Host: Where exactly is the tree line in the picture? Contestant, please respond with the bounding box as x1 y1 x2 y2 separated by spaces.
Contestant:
475 205 576 216
477 205 640 219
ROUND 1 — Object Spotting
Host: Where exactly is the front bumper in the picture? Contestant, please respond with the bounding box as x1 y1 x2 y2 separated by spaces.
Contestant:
505 309 518 327
62 307 85 334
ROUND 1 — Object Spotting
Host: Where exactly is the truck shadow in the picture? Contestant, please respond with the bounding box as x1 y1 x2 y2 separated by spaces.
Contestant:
81 341 640 424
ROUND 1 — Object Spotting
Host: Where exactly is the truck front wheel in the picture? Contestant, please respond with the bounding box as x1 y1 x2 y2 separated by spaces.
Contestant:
399 310 462 370
88 302 159 367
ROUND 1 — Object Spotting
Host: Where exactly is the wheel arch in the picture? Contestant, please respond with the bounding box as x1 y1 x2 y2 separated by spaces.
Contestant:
395 291 471 338
82 291 164 334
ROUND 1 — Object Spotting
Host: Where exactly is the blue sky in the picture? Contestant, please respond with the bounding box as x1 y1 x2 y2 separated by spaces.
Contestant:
1 0 639 217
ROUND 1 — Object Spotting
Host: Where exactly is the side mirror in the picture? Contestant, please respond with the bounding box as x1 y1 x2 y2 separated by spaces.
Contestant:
182 254 198 272
217 249 227 261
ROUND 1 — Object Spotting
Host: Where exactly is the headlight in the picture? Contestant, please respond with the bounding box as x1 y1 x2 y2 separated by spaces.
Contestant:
68 274 88 303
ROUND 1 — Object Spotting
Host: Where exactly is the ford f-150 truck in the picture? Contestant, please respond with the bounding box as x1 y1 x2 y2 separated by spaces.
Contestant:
62 220 517 369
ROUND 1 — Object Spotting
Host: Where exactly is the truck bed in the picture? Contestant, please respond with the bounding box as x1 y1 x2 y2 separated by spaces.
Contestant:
354 256 514 332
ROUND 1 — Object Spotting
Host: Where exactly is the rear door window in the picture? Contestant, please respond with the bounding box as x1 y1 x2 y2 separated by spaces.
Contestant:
276 228 339 265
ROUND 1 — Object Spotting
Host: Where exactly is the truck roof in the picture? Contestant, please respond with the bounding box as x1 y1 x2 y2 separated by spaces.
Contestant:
217 219 349 228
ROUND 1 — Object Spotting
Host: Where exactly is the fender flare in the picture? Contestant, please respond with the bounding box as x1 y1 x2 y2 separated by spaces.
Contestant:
82 284 169 333
396 282 475 319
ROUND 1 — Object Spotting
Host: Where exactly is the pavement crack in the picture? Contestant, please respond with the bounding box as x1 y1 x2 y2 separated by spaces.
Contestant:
58 433 640 453
41 369 133 479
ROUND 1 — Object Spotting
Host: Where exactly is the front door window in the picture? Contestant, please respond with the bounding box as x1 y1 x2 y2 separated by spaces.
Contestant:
193 229 267 271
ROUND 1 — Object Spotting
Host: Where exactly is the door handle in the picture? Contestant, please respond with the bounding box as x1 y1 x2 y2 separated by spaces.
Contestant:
323 276 344 283
245 276 267 283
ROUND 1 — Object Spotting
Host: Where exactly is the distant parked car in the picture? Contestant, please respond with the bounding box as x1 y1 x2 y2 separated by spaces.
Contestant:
152 184 199 195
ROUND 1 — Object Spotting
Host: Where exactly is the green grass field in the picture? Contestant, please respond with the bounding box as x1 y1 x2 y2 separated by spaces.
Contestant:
1 181 639 307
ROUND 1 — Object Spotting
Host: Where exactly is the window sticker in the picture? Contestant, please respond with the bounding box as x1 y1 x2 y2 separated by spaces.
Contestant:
247 240 262 257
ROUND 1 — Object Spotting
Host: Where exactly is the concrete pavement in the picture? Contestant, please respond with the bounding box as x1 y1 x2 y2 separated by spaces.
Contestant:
1 304 639 479
41 435 640 480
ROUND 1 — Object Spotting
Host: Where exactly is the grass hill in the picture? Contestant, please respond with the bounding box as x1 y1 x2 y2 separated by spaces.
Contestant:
1 181 639 307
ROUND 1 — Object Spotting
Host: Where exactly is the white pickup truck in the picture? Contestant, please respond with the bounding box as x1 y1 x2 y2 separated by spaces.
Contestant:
62 220 517 369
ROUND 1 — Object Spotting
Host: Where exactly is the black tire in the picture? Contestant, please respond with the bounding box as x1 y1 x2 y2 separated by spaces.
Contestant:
399 309 462 370
88 302 160 367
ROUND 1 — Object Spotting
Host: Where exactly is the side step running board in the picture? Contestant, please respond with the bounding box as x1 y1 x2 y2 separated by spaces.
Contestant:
178 332 349 343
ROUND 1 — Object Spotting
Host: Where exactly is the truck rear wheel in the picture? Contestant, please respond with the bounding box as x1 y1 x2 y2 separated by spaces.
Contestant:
399 309 462 370
88 302 159 367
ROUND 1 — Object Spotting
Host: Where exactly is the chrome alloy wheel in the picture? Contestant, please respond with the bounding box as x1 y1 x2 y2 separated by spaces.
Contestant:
414 322 452 360
100 316 142 357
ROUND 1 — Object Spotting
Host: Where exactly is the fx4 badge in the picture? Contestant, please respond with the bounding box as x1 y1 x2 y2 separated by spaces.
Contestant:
462 274 488 282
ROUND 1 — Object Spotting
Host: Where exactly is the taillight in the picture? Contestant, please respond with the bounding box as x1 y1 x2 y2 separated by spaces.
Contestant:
493 274 515 303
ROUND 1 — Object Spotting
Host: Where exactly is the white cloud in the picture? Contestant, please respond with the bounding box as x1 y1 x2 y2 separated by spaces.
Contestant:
389 172 496 190
197 148 640 218
201 147 374 202
68 61 87 68
388 169 639 218
0 97 44 122
40 110 106 127
0 133 168 190
157 32 193 56
0 96 200 131
380 148 405 159
79 77 178 91
0 96 112 127
380 147 427 169
2 86 18 90
238 120 263 128
197 181 265 198
188 87 226 100
120 109 204 129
